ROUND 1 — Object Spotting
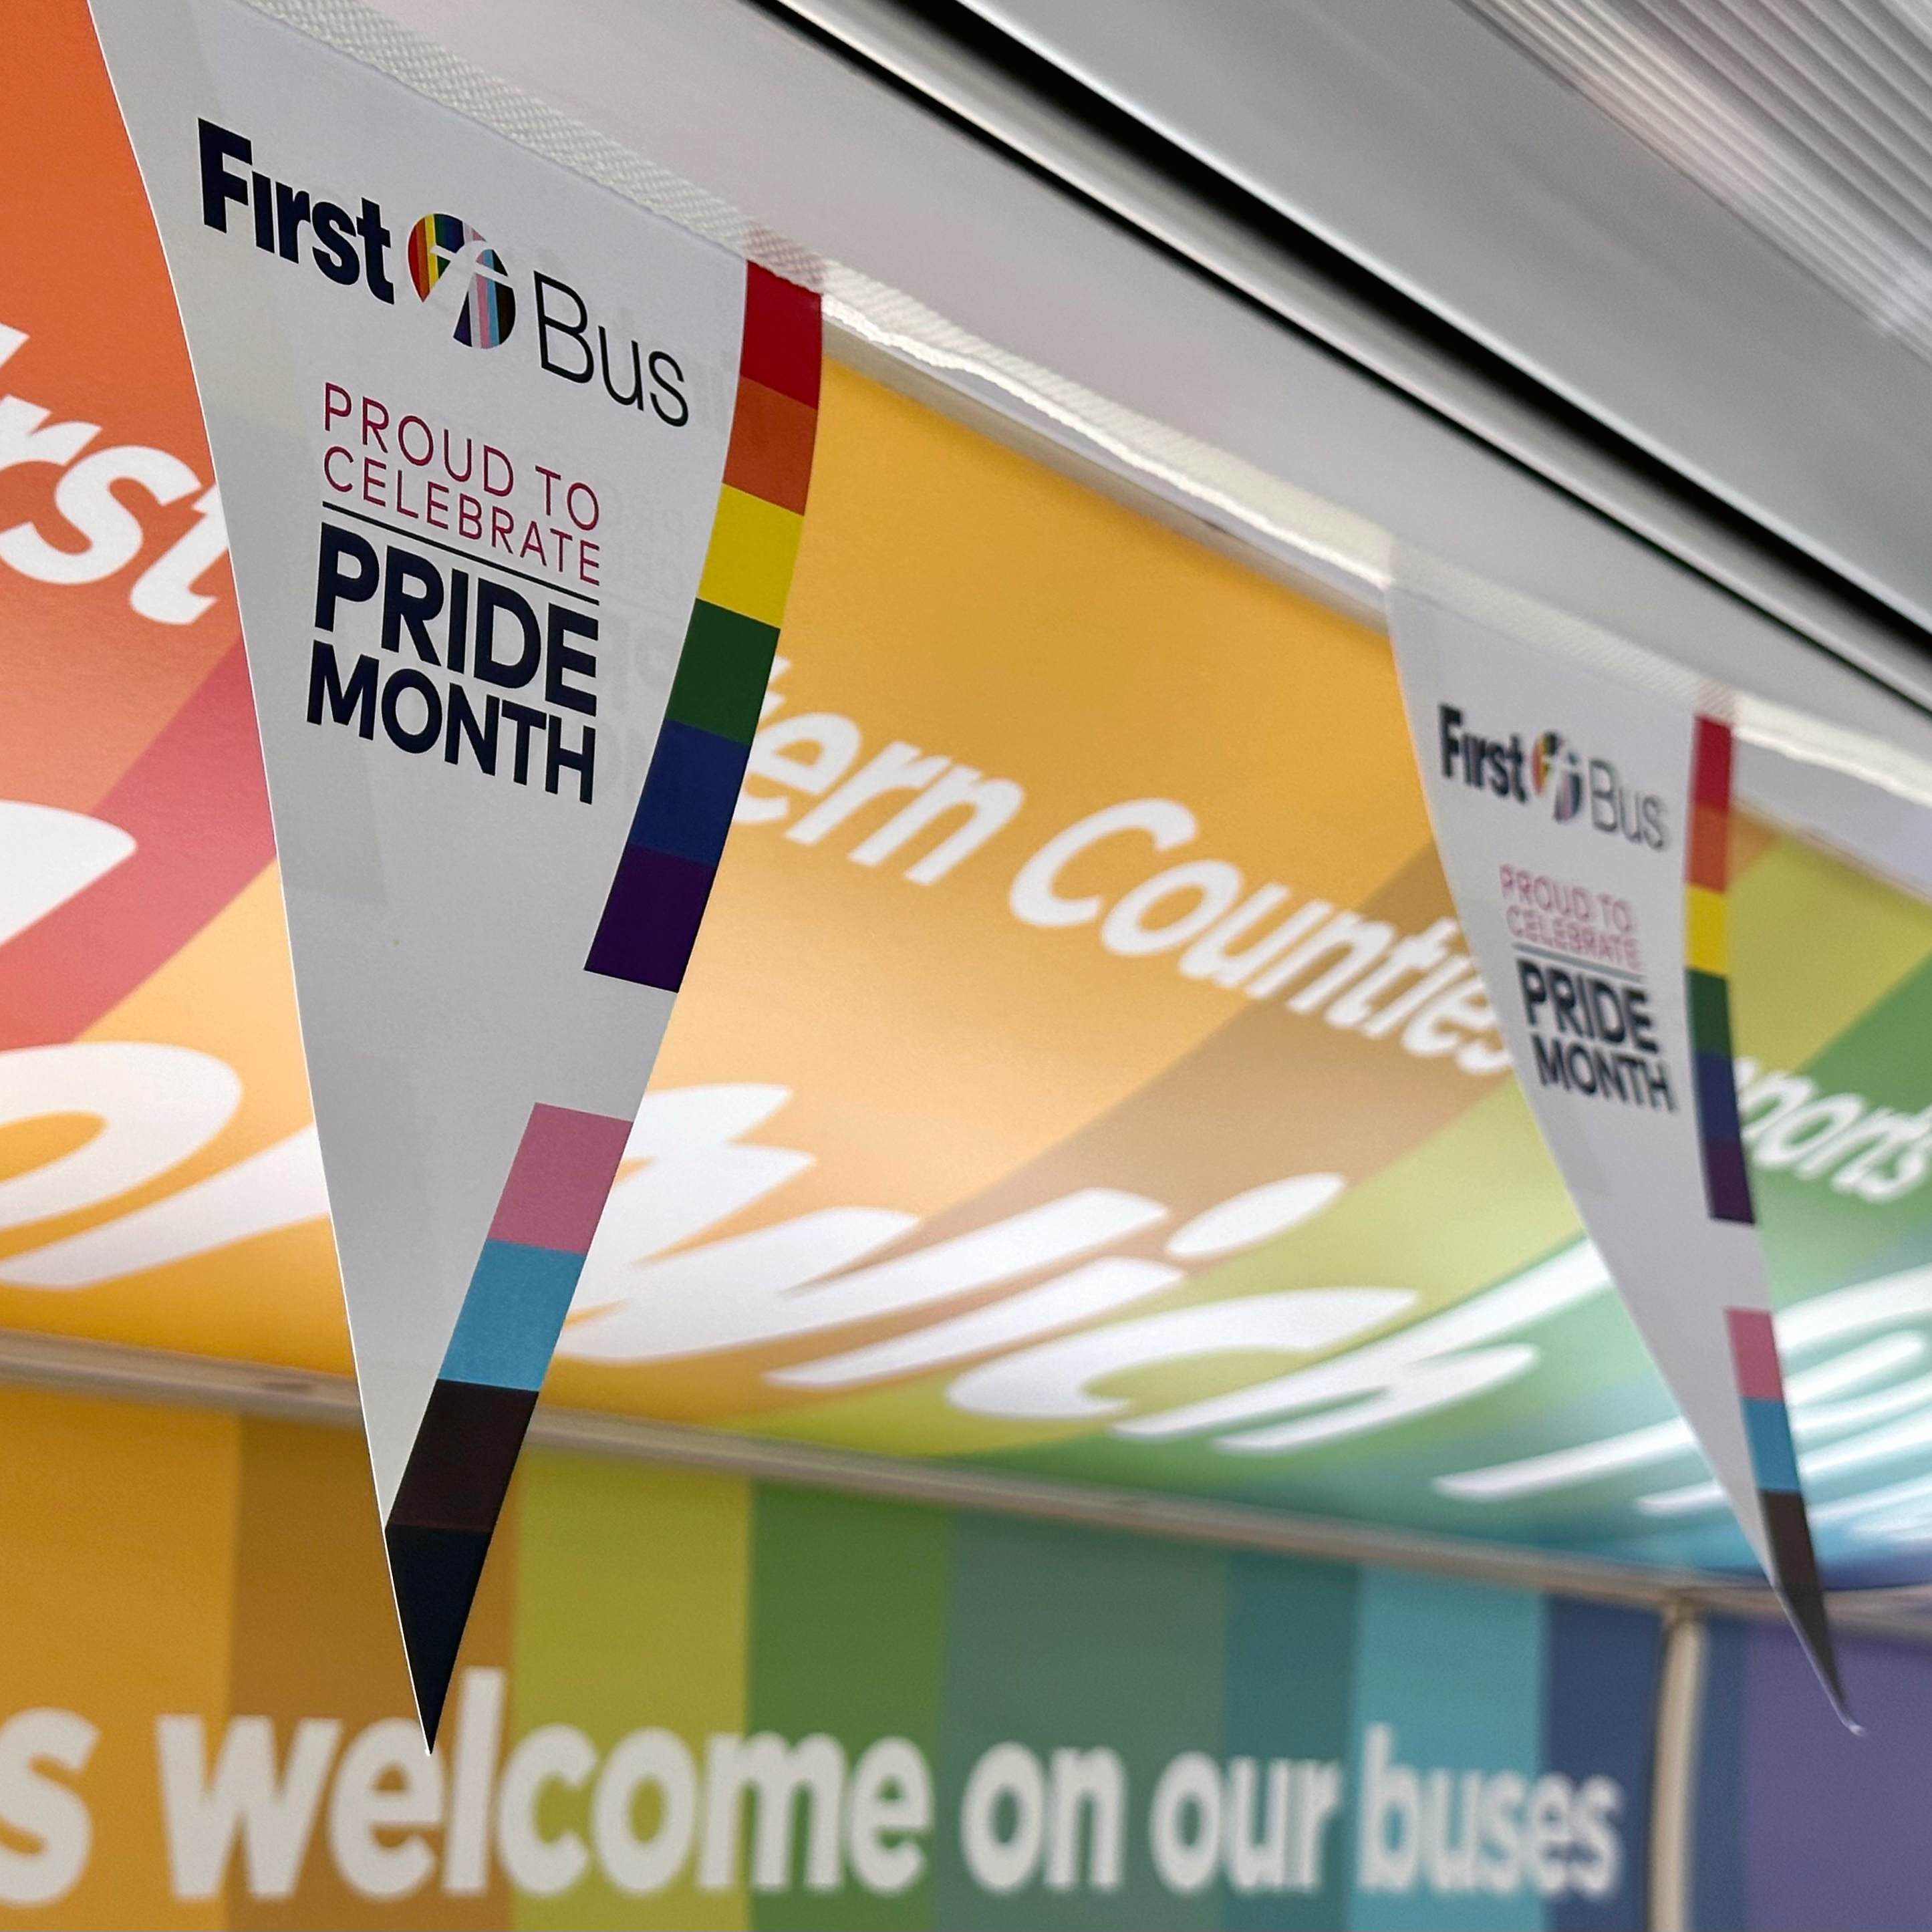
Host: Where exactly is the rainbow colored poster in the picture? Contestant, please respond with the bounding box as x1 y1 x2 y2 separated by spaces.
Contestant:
89 0 819 1739
1389 592 1846 1716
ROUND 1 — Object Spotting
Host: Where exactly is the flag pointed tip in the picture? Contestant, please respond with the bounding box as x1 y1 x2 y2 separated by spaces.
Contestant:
1799 1631 1855 1732
385 1522 492 1749
1753 1462 1860 1733
1798 1627 1858 1736
1810 1653 1858 1736
381 1378 537 1745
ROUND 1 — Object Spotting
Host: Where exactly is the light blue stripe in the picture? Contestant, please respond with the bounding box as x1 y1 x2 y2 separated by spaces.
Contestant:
1347 1568 1545 1931
440 1240 584 1391
1744 1396 1802 1493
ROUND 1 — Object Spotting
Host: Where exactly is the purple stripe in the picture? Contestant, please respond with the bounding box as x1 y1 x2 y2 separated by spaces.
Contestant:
583 843 716 990
1703 1135 1755 1224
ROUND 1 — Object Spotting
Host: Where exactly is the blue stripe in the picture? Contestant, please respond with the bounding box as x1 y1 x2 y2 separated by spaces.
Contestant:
1544 1599 1662 1932
626 718 750 867
1744 1395 1802 1494
1694 1049 1744 1141
440 1239 585 1391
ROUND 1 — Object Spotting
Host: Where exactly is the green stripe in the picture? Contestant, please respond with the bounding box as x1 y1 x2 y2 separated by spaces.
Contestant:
1224 1554 1357 1931
747 1487 949 1930
667 601 782 746
1687 968 1734 1057
934 1516 1228 1929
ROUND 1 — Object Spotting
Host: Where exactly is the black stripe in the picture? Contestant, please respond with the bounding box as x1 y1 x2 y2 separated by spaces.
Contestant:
385 1523 492 1748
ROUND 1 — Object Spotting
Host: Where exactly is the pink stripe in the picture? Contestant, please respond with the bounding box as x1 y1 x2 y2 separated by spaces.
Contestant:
1727 1306 1786 1401
487 1103 632 1254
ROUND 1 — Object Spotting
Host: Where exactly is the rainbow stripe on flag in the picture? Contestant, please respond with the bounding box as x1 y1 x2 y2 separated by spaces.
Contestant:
1725 1304 1843 1707
1685 716 1752 1224
1688 716 1844 1711
585 263 821 990
384 263 822 1740
384 1101 631 1737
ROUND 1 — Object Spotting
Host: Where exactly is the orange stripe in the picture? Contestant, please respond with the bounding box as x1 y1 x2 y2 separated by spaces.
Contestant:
722 376 818 515
1688 800 1728 892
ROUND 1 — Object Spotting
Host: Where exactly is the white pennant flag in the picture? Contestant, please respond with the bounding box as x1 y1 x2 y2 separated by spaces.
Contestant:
92 0 823 1738
1389 591 1848 1719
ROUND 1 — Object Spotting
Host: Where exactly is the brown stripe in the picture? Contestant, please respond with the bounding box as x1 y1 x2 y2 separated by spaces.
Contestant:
388 1379 537 1533
231 1416 514 1925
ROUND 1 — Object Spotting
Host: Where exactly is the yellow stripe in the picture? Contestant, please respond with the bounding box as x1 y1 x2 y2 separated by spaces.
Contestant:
1685 885 1728 976
696 485 803 628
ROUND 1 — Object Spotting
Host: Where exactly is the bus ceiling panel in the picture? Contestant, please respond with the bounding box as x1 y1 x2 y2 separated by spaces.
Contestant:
948 0 1932 663
362 0 1932 771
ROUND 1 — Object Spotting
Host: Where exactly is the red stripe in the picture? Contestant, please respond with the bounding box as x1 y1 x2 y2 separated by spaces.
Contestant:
0 640 275 1046
1693 715 1733 813
739 263 821 410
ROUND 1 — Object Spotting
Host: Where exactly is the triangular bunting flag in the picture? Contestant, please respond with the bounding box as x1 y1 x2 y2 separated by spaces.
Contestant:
92 0 821 1740
1390 591 1848 1722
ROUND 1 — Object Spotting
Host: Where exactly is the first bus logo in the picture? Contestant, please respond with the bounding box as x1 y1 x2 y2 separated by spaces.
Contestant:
407 214 515 348
196 121 688 419
198 123 514 348
1438 704 1668 849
